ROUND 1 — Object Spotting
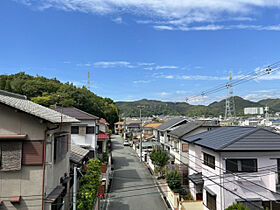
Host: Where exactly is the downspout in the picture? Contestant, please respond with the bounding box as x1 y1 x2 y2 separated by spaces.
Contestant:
42 124 60 210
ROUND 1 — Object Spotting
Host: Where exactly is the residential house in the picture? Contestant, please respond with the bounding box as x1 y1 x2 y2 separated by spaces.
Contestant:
142 122 163 140
97 118 110 156
126 122 141 139
0 90 79 210
183 126 280 210
114 121 124 134
168 120 219 165
156 118 188 152
53 107 99 158
166 121 219 185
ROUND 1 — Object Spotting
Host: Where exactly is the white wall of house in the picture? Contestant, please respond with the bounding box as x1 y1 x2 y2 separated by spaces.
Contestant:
189 143 280 210
71 119 97 151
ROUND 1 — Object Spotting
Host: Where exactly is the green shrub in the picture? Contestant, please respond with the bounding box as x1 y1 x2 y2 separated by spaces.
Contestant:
166 171 181 191
225 203 249 210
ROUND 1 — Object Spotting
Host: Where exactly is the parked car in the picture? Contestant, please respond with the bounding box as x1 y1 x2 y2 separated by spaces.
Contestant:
123 140 130 146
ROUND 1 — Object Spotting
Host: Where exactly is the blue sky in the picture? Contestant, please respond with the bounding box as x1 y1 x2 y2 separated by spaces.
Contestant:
1 0 280 105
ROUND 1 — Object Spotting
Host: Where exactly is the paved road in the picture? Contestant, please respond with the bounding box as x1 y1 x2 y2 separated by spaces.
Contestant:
107 135 168 210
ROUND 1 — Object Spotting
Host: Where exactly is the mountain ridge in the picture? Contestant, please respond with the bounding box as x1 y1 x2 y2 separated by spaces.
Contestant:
116 96 280 117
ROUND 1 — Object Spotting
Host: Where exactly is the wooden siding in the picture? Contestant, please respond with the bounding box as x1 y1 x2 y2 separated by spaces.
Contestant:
22 141 43 165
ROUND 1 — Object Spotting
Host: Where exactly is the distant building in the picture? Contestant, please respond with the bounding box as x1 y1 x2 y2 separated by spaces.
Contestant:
244 107 264 115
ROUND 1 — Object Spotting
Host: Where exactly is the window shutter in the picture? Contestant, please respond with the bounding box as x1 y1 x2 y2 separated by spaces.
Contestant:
79 126 86 136
182 144 188 152
22 141 43 165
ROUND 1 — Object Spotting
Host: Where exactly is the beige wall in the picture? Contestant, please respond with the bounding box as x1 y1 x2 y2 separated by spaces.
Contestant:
0 166 43 210
0 104 47 140
0 104 71 210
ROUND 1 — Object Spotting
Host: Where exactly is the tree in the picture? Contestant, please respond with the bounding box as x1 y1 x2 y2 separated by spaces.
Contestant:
166 171 181 192
150 150 170 177
225 203 249 210
77 158 101 210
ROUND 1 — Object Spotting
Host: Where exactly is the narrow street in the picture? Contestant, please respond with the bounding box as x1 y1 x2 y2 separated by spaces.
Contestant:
107 135 168 210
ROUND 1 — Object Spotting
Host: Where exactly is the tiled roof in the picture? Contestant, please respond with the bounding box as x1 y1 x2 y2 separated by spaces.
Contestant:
169 121 219 138
0 90 79 124
157 118 187 131
99 118 109 125
183 126 280 151
143 122 163 128
52 107 99 120
70 144 89 164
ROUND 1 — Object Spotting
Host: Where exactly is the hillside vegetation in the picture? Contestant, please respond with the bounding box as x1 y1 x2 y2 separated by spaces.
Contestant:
116 97 280 117
0 72 119 127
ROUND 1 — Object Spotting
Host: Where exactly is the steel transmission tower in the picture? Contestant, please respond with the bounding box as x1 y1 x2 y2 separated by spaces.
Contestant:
225 73 236 122
87 72 90 89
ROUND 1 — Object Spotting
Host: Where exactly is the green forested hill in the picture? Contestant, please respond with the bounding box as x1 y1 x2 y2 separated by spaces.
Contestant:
116 96 280 117
0 72 119 127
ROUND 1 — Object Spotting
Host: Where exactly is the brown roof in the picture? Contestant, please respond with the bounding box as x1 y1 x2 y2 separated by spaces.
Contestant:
143 122 163 128
114 121 124 125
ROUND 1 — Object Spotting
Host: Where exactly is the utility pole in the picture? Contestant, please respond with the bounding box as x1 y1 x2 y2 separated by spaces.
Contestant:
73 166 77 210
137 106 144 162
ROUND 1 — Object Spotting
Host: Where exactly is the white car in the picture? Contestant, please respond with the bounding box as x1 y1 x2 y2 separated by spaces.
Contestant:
123 140 130 146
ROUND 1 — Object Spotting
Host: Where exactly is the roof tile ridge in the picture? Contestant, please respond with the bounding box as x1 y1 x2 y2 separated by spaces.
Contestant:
73 107 99 119
219 127 259 150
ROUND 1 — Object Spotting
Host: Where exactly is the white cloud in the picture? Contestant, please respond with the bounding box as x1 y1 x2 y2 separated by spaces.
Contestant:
133 80 151 84
159 91 170 97
165 75 174 79
16 0 280 31
137 62 155 66
243 93 280 101
93 61 131 68
112 17 123 24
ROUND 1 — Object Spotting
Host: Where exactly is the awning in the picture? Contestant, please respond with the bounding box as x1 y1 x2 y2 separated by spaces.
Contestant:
189 172 204 185
236 180 278 201
0 135 27 140
70 144 89 164
10 196 21 203
46 186 65 202
98 131 109 140
204 186 216 196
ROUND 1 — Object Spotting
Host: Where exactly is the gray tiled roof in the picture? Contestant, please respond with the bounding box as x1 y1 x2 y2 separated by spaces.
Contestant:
183 126 280 151
0 90 79 124
169 121 219 138
157 118 187 131
52 107 99 120
70 144 89 164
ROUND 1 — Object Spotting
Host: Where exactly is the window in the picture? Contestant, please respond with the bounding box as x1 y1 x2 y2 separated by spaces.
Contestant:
71 126 79 134
225 159 257 173
182 144 188 152
86 126 95 134
203 153 215 169
96 125 99 135
54 135 67 163
206 191 216 210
